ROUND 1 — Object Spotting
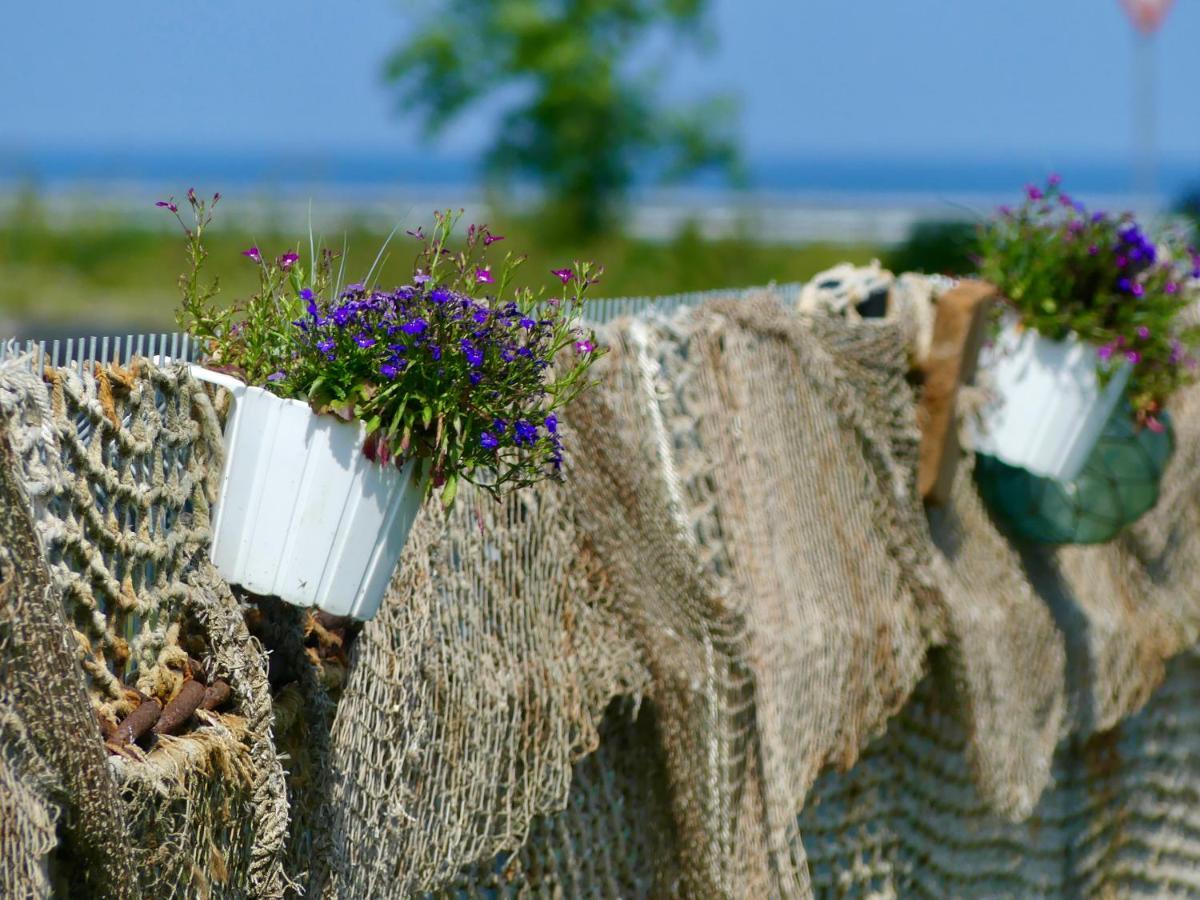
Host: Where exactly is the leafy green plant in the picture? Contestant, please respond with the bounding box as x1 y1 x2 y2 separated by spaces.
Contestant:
977 176 1200 429
167 192 603 504
385 0 740 237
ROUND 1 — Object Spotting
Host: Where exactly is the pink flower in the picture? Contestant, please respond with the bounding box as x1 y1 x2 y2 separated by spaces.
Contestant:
575 339 594 354
476 267 494 285
1126 350 1141 364
242 246 262 263
1136 325 1151 339
1026 184 1044 201
1048 173 1062 187
551 268 574 285
155 199 178 213
483 233 505 246
278 251 299 270
1146 416 1165 433
1097 344 1115 362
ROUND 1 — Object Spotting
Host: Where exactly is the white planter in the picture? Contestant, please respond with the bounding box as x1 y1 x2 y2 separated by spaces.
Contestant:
970 318 1131 482
190 366 426 620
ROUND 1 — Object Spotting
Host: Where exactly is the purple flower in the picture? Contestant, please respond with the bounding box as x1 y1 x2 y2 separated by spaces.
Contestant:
1097 344 1115 362
1048 173 1062 187
469 372 483 385
1137 325 1151 339
998 204 1012 217
493 418 507 433
1166 281 1179 294
483 233 504 246
278 251 299 271
480 431 499 450
1126 350 1142 364
460 340 484 367
1026 184 1044 201
476 268 494 285
355 334 377 349
519 317 536 329
575 339 595 354
1170 340 1184 364
473 308 490 324
342 283 365 296
406 227 425 239
267 371 286 382
1118 277 1133 293
1088 245 1099 256
401 318 428 336
501 347 516 363
300 288 314 301
1116 255 1129 268
429 344 442 361
212 192 221 205
332 306 354 327
242 246 262 263
413 271 431 285
1132 283 1145 298
430 286 452 303
514 420 538 445
155 199 178 213
381 362 400 380
551 268 574 285
545 413 558 434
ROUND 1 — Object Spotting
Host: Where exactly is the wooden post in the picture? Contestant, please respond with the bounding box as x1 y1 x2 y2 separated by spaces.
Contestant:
918 279 998 505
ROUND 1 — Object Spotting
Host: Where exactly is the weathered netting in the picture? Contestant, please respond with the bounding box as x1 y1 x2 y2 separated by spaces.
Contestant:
4 279 1200 897
0 357 288 897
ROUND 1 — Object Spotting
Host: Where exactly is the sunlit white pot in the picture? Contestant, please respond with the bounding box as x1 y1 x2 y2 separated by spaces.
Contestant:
970 317 1131 482
190 366 426 620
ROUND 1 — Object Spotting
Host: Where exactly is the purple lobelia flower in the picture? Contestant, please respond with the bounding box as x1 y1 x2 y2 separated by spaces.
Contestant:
514 420 538 445
551 268 574 285
278 251 299 271
156 199 178 213
483 233 504 246
480 431 499 450
355 334 377 349
401 318 428 336
413 270 431 285
267 371 286 382
575 339 595 354
476 268 494 285
1126 350 1142 364
1137 325 1151 339
431 286 452 303
1097 344 1115 362
242 246 262 263
544 413 558 433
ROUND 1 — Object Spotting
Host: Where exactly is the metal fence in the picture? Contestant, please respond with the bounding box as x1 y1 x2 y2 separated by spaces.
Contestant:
0 282 805 373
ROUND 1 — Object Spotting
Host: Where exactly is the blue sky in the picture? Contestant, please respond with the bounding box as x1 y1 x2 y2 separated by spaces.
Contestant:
2 0 1197 169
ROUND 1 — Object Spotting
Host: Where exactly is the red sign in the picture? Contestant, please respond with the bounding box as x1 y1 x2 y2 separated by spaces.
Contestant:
1121 0 1175 33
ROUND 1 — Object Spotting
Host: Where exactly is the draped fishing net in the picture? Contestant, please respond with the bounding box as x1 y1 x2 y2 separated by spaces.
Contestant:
0 358 288 898
3 277 1200 898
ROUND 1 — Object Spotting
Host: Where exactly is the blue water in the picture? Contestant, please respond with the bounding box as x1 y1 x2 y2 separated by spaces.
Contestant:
2 146 1196 204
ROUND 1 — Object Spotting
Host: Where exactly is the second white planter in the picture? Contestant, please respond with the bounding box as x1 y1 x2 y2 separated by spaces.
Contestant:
191 366 427 620
970 318 1131 482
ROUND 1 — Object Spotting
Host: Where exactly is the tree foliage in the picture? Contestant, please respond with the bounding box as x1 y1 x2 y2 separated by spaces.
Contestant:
385 0 739 236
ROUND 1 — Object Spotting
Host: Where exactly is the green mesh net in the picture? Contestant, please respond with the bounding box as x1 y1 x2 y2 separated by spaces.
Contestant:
975 406 1174 545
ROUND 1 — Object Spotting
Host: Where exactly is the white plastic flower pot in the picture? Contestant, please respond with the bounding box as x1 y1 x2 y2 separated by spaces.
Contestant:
190 366 427 620
970 317 1131 482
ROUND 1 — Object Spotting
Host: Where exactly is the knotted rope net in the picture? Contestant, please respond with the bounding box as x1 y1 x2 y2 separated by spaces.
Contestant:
3 279 1200 897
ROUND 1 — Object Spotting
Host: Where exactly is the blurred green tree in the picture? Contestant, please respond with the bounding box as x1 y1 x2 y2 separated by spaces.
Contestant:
385 0 740 237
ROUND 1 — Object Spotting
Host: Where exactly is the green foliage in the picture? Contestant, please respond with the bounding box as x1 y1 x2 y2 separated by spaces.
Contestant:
884 219 978 276
977 177 1200 425
172 200 603 502
385 0 739 236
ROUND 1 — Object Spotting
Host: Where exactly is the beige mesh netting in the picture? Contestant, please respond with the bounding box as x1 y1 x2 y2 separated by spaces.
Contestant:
4 281 1200 897
0 358 288 898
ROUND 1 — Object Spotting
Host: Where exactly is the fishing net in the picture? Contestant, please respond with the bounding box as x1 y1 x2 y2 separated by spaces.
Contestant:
0 357 288 898
3 276 1200 898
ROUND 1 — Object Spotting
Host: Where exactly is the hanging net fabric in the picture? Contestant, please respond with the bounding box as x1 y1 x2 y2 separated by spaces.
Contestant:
3 279 1200 897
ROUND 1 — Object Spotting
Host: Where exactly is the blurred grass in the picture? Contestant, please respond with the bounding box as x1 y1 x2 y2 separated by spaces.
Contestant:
0 196 883 330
